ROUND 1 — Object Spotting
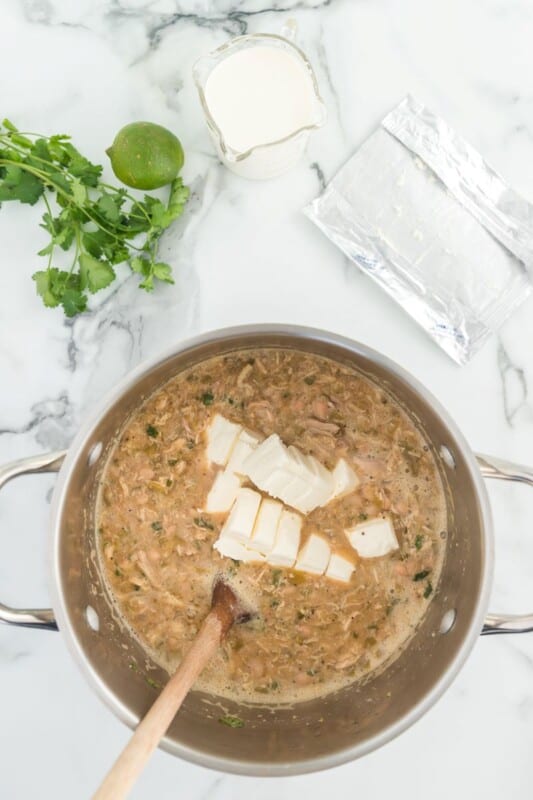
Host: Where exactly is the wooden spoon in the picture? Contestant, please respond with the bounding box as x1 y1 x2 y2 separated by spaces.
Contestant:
92 579 252 800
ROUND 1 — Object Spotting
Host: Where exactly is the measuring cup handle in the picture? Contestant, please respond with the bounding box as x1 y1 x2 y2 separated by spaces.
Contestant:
477 453 533 635
0 450 66 630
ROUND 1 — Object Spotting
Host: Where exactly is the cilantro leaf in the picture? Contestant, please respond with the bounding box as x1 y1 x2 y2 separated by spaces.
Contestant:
139 273 154 292
79 254 115 293
33 270 61 308
82 229 129 264
71 178 87 206
0 164 44 204
146 198 168 229
30 138 53 164
152 262 174 284
62 287 87 317
95 192 121 224
130 256 174 291
218 715 244 729
130 257 145 274
168 177 190 219
124 202 152 235
33 268 87 315
147 178 190 229
60 142 102 186
39 210 75 251
46 170 72 196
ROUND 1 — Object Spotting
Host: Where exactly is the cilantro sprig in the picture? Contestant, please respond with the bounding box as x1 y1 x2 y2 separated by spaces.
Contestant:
0 118 189 316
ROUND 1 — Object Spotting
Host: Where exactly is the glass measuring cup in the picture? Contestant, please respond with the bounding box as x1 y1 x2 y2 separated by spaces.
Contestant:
193 30 327 180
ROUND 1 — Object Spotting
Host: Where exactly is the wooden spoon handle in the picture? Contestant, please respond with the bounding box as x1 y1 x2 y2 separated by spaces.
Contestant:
92 611 223 800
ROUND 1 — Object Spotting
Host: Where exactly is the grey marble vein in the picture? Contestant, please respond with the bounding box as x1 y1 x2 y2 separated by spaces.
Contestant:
508 122 533 146
23 0 91 31
64 320 79 374
98 314 142 367
0 644 31 663
497 338 531 427
0 392 76 450
106 0 336 49
202 776 225 800
310 160 326 193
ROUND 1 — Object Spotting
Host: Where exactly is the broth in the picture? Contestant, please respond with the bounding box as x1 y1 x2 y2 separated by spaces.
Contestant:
97 348 447 704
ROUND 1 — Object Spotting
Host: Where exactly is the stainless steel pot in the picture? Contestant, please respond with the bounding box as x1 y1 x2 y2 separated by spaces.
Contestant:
2 326 532 776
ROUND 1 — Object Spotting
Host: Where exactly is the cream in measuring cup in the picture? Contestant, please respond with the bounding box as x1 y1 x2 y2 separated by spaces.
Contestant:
193 33 326 179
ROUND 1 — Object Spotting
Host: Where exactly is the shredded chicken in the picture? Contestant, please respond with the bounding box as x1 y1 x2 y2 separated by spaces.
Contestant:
237 363 253 385
248 400 274 423
305 418 340 435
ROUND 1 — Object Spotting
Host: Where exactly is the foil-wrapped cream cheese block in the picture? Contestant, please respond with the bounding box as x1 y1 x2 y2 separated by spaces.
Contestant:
306 95 533 364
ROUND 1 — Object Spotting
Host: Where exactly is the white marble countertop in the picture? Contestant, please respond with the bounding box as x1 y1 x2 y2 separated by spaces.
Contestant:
1 0 533 797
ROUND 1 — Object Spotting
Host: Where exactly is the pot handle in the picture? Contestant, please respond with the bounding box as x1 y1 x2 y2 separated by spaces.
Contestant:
0 450 66 630
477 453 533 635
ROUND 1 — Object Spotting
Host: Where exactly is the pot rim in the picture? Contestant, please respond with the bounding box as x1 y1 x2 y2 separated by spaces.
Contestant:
48 324 494 776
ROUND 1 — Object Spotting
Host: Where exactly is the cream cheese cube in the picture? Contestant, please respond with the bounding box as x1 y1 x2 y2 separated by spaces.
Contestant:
307 456 335 502
282 447 333 514
242 434 290 485
346 516 399 558
286 445 308 470
251 498 283 554
226 430 262 475
290 449 334 507
295 482 329 514
206 414 242 466
261 467 292 498
243 438 339 516
326 553 355 583
307 454 332 482
284 447 316 511
268 510 301 566
330 459 359 501
295 533 331 575
281 473 310 508
214 535 265 563
243 436 310 512
220 488 261 544
290 455 334 514
260 464 309 512
205 470 242 513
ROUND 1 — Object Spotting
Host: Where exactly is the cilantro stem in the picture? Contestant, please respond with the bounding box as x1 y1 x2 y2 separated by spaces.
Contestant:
0 157 145 251
41 192 56 272
0 157 74 200
0 135 64 170
1 129 67 139
0 135 152 235
72 226 82 274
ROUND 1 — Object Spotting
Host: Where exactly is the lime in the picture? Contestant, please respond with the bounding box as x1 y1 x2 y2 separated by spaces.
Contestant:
106 122 184 190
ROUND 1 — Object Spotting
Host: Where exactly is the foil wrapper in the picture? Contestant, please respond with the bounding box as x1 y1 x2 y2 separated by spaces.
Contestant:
305 95 533 364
